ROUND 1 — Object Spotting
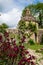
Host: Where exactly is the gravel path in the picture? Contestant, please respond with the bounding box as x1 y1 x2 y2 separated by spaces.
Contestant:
28 49 43 65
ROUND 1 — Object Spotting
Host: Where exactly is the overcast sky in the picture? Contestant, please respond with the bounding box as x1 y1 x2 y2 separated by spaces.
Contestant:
0 0 43 28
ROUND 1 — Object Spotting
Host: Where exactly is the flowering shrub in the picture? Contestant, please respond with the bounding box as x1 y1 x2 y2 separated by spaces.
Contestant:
0 31 36 65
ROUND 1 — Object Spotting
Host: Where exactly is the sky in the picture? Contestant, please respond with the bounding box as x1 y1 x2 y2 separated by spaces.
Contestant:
0 0 43 28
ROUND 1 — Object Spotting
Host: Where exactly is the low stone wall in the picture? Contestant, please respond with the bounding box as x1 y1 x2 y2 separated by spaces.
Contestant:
6 29 18 34
6 28 43 43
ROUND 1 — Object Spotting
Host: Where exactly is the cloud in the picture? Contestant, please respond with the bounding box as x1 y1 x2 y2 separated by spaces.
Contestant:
0 0 43 12
0 0 43 28
0 0 23 28
0 8 22 28
0 0 26 13
0 0 39 12
0 0 18 12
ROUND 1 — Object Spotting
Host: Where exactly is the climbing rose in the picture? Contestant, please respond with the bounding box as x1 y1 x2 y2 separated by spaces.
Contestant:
0 35 3 42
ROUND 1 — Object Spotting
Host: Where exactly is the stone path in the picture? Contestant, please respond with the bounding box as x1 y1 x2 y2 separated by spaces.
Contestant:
28 49 43 65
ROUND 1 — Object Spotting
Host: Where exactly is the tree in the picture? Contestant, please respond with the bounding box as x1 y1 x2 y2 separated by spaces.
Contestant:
2 23 8 29
0 23 9 33
39 11 43 28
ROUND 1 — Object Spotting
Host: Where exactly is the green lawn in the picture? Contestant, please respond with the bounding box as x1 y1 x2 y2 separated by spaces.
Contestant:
24 43 43 50
24 43 43 54
28 45 43 50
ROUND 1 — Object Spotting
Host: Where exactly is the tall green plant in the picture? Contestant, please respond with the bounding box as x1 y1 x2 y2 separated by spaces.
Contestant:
0 23 9 33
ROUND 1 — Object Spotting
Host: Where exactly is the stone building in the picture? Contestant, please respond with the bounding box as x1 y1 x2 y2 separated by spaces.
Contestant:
21 8 43 43
21 8 38 43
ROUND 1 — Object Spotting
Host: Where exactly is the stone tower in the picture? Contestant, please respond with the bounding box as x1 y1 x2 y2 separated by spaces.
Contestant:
21 8 37 22
21 8 38 43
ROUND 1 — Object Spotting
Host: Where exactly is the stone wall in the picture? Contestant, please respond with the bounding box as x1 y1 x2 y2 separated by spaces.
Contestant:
6 28 43 43
6 29 18 34
37 29 43 43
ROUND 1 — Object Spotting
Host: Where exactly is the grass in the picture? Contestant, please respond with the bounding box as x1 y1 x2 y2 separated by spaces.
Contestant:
24 43 43 54
28 45 43 50
24 43 43 50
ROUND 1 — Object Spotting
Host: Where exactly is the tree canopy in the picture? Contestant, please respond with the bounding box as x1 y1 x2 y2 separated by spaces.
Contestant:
0 23 9 33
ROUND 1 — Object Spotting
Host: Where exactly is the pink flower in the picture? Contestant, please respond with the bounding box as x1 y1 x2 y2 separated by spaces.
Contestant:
25 50 29 54
4 31 9 37
13 40 16 46
31 61 36 65
19 45 24 49
31 55 35 59
8 53 17 58
21 36 26 43
13 46 19 53
0 35 3 42
18 57 27 65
